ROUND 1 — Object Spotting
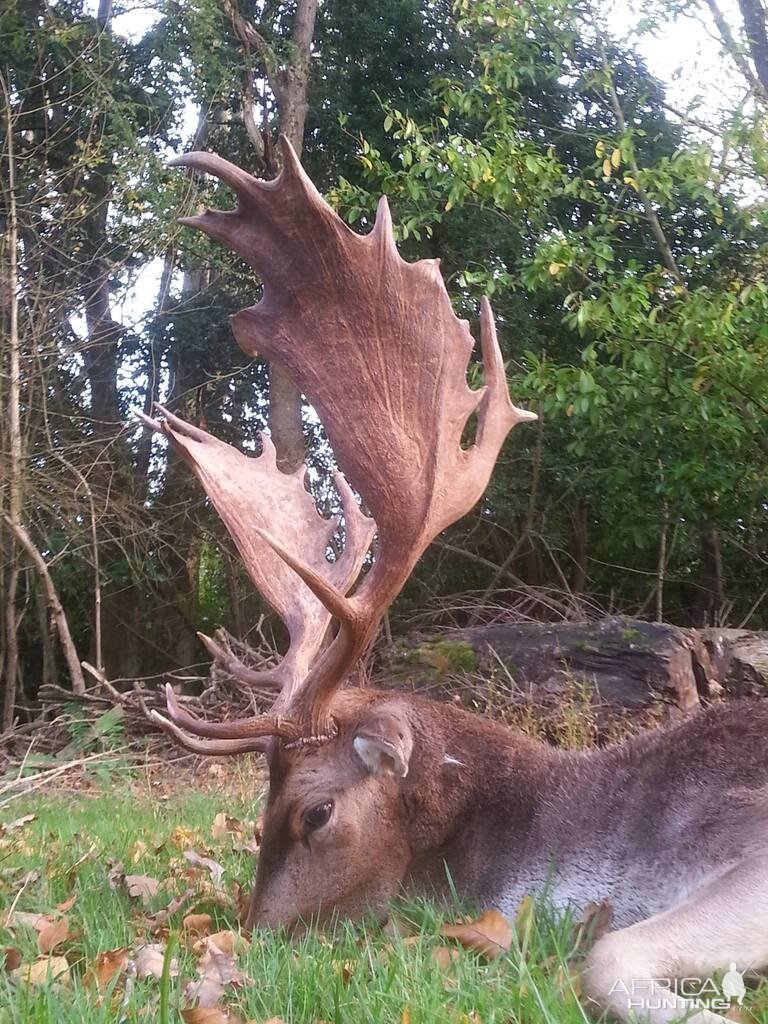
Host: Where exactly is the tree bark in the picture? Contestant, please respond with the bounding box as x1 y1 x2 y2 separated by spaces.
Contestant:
3 517 86 695
571 499 588 597
1 72 22 731
269 0 318 471
706 0 768 102
222 0 319 471
135 249 174 500
698 525 726 626
736 0 768 94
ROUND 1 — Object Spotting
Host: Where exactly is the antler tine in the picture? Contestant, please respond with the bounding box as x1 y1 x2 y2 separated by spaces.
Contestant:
253 527 358 624
169 151 265 207
150 710 275 755
477 298 538 434
197 632 282 690
162 683 299 742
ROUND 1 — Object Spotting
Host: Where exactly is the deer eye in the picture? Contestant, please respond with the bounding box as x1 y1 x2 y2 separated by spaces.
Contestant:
303 800 333 831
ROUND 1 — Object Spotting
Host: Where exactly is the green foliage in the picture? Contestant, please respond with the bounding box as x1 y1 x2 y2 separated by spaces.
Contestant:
3 0 767 710
335 0 768 624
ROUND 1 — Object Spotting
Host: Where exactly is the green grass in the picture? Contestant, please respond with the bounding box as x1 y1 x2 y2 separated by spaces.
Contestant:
0 771 766 1024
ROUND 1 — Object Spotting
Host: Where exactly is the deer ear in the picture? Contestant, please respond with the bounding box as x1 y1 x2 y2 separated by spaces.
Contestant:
353 706 413 778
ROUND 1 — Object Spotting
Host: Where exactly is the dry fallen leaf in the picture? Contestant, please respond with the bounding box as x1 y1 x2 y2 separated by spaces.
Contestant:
3 947 22 972
185 936 247 1008
125 874 160 905
232 882 250 925
86 947 130 991
513 894 536 944
553 962 582 1001
184 850 225 889
181 1010 244 1023
148 887 196 929
725 1008 751 1023
14 955 71 987
38 916 70 954
56 893 78 913
441 908 513 960
183 913 213 937
3 910 49 931
724 1005 763 1024
192 930 249 958
573 899 613 952
332 959 355 986
171 826 200 849
432 946 461 971
135 942 178 980
129 840 148 864
107 861 125 890
211 813 244 842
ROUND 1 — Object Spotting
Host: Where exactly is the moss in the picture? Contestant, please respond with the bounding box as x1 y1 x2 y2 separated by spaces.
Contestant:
620 627 642 644
408 639 478 676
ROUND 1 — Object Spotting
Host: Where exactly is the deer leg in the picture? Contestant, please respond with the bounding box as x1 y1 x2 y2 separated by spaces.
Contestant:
582 853 768 1024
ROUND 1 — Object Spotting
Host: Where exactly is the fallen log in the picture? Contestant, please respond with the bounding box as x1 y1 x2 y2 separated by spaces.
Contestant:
384 616 768 718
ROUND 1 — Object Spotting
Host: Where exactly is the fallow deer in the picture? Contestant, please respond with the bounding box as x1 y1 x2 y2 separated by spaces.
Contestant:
143 139 768 1024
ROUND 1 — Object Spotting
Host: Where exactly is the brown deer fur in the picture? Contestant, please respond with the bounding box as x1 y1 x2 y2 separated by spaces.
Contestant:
148 142 768 1024
249 693 768 932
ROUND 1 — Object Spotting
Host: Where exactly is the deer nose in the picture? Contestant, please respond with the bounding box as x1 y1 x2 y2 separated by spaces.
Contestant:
245 893 300 933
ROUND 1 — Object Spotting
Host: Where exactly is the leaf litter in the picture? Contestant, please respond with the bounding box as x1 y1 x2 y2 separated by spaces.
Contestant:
0 796 627 1022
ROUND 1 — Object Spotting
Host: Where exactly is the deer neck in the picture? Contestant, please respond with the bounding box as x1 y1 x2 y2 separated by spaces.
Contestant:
400 697 574 903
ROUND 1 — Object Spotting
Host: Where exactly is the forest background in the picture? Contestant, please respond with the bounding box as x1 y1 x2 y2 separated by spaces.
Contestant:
1 0 767 730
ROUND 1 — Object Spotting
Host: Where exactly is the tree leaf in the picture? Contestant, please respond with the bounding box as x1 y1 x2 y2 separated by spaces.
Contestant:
441 909 513 959
135 943 178 980
37 916 69 954
183 913 213 937
14 955 71 986
85 947 130 991
125 874 160 905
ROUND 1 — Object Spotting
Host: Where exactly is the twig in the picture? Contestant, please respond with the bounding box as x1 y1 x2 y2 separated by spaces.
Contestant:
2 516 86 695
601 52 685 286
0 749 132 808
82 660 130 704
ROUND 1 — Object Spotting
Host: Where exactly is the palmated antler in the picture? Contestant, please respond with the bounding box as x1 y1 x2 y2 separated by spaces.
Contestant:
139 402 374 753
150 137 535 750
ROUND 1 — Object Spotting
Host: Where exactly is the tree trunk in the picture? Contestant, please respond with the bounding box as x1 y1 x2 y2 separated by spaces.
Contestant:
268 0 319 470
135 250 173 501
737 0 768 94
1 76 22 731
698 525 726 626
3 517 86 695
571 499 588 596
224 0 319 471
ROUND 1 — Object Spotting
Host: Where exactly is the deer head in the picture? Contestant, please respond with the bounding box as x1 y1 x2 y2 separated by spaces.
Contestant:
144 139 536 929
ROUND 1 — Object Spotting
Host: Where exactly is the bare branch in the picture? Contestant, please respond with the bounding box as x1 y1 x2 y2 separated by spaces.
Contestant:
602 55 686 286
705 0 768 102
3 516 86 696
